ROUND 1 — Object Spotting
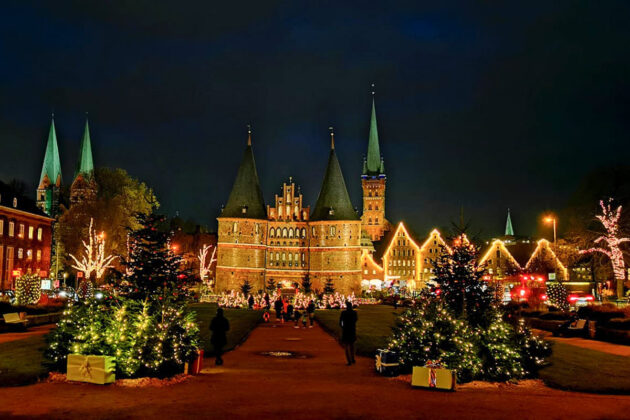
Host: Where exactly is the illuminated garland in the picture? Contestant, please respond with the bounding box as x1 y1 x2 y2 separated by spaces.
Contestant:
216 289 369 309
15 273 41 305
525 239 569 280
546 283 569 310
581 199 629 298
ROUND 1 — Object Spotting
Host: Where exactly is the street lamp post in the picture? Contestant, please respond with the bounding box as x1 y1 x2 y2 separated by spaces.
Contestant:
544 216 557 249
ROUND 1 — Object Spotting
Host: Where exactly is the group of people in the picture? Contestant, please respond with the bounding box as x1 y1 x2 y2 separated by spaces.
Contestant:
272 296 316 328
209 298 358 366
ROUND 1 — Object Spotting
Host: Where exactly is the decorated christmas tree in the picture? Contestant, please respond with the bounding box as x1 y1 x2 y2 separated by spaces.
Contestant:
433 236 495 327
302 275 312 293
266 278 276 292
123 212 190 303
240 280 252 296
15 273 41 305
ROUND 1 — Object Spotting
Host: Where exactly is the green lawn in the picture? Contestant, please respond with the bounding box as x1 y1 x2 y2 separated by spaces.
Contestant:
188 303 262 355
539 341 630 394
0 334 48 387
315 305 404 356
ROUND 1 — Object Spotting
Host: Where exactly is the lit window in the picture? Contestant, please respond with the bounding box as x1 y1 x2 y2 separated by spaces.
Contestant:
9 222 14 237
27 249 32 260
13 197 17 207
19 224 25 237
36 250 42 262
0 220 3 235
270 228 275 238
37 227 43 241
364 270 368 274
233 222 238 233
18 248 23 259
28 226 34 239
330 226 336 236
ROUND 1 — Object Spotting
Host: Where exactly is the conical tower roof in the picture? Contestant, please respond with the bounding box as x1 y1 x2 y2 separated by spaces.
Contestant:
39 116 62 187
311 131 359 221
75 117 94 178
364 96 383 176
505 208 515 236
221 131 266 219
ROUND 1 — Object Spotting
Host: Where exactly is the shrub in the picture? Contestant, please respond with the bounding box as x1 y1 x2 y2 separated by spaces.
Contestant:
546 283 569 311
577 306 625 323
539 312 573 321
15 274 41 305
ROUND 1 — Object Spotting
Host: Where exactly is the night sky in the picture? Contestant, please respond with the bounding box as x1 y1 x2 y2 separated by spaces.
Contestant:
1 1 630 238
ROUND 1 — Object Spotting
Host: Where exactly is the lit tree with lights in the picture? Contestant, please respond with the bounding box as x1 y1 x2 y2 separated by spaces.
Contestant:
581 199 629 299
197 244 217 283
68 218 117 283
123 212 190 303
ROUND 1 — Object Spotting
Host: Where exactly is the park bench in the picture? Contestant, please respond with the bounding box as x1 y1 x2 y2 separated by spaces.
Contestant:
2 312 28 330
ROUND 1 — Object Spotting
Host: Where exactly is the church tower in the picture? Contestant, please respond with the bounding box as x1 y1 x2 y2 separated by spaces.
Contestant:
70 117 97 204
215 129 268 292
361 91 389 241
309 130 362 294
37 116 62 217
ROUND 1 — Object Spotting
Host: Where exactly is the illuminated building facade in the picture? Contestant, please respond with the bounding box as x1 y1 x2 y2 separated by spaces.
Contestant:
215 131 361 294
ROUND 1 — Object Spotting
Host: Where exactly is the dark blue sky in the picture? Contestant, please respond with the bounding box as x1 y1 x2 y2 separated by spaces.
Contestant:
1 1 630 238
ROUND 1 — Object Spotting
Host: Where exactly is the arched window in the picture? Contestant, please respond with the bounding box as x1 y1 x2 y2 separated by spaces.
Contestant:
278 206 283 216
288 253 293 261
330 226 336 236
282 228 288 238
369 218 372 225
289 228 294 238
233 222 238 233
368 205 372 210
276 252 280 260
301 228 306 238
294 253 298 262
368 192 372 197
282 253 286 261
375 218 379 224
270 228 275 238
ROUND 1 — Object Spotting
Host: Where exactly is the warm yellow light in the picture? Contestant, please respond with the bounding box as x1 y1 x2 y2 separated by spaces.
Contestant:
544 216 555 224
525 239 568 279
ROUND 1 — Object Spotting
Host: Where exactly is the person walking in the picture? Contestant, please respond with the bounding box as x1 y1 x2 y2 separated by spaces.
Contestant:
210 308 230 365
274 297 283 321
248 294 255 310
307 300 316 328
339 301 358 366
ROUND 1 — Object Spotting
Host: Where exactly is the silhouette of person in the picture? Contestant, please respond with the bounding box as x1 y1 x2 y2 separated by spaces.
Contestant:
210 308 230 365
274 297 283 321
307 300 316 327
339 301 358 365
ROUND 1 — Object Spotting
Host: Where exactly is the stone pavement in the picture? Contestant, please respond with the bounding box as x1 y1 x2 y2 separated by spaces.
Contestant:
1 321 630 419
0 324 53 344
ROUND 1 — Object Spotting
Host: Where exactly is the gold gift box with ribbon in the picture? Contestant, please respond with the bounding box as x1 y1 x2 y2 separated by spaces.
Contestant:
67 354 116 385
411 365 456 391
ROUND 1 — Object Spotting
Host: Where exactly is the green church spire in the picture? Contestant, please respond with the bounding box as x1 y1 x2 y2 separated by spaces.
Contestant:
39 115 62 187
75 117 94 178
221 128 266 219
364 89 383 176
505 208 515 236
311 129 358 221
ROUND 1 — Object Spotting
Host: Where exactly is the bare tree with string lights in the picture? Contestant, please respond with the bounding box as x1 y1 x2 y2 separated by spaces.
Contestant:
69 218 117 282
198 244 217 283
581 199 630 299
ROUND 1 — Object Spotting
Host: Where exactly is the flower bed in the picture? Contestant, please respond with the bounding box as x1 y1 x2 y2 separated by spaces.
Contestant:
217 290 362 309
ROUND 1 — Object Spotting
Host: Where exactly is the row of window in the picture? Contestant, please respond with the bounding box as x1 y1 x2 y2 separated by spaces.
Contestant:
0 220 44 241
11 248 43 261
269 227 307 239
366 204 380 211
388 260 416 267
391 249 415 257
367 217 380 225
388 269 416 276
269 252 306 262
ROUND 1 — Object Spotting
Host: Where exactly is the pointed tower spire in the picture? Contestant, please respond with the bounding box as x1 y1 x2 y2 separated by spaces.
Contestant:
221 129 266 219
311 130 358 221
75 115 94 179
247 124 252 146
39 115 62 188
364 85 383 176
505 208 515 236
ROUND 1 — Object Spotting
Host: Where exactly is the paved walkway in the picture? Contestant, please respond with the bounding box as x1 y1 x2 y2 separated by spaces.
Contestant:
534 329 630 357
1 322 630 419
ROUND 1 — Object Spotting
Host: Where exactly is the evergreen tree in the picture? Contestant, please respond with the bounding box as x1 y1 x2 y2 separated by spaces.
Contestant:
433 237 495 327
323 278 335 294
123 212 190 303
302 275 312 293
266 278 276 292
240 280 252 296
388 296 480 382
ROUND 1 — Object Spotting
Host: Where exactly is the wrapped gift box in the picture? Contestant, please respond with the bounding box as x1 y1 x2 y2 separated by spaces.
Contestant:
411 364 455 391
185 349 204 375
67 354 116 385
375 349 399 377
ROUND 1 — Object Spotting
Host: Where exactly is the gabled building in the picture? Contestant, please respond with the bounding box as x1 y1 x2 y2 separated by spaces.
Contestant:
381 222 421 289
418 229 451 284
